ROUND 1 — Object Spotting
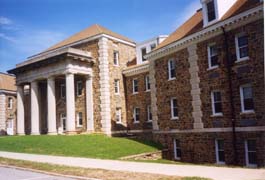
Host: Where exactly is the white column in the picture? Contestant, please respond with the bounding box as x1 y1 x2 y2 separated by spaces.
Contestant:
86 75 94 132
47 77 57 135
31 81 40 135
17 85 25 135
66 73 75 133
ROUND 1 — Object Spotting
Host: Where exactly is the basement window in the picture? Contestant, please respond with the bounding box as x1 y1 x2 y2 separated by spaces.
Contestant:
245 139 257 167
215 139 225 164
174 139 181 160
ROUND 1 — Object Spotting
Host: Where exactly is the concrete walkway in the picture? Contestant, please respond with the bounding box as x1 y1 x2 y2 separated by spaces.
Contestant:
0 151 264 180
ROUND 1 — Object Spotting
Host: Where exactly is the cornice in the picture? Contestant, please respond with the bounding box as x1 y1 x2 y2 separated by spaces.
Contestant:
146 5 263 61
123 62 150 77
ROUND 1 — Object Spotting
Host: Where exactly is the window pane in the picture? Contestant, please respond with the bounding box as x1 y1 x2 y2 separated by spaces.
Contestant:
247 140 256 151
243 86 253 99
207 0 216 22
150 44 156 50
142 48 147 61
211 55 218 66
218 151 225 162
238 36 248 47
217 140 224 150
248 152 257 164
214 92 221 102
244 99 254 110
239 47 248 58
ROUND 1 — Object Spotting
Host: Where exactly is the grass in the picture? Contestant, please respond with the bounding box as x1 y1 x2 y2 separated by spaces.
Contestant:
0 157 212 180
0 134 163 159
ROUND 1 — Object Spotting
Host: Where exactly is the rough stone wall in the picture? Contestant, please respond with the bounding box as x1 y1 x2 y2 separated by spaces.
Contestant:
125 72 152 130
73 40 101 132
155 48 193 130
153 131 265 167
0 94 6 135
197 19 264 128
108 40 136 131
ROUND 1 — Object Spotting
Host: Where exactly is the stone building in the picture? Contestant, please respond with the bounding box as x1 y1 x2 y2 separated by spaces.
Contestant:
7 0 264 167
0 73 17 135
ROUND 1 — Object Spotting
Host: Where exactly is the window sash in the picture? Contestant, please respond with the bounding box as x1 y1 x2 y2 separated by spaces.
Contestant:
207 0 216 22
211 91 222 115
147 105 152 121
133 79 138 93
60 84 66 98
145 75 150 91
240 85 254 112
245 140 257 166
236 35 249 60
114 80 120 94
77 112 83 126
215 139 225 163
113 51 119 65
116 109 122 123
208 44 218 68
171 98 178 118
150 44 156 50
134 108 140 122
168 59 176 79
174 139 181 159
77 81 82 96
141 48 147 61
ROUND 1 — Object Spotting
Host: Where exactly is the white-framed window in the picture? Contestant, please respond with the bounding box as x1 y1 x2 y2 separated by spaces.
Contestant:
240 84 254 113
150 43 156 51
168 59 176 80
76 81 82 96
211 91 223 116
113 51 119 66
77 112 83 127
141 47 147 61
7 97 13 109
245 139 257 167
235 34 249 61
115 108 122 124
207 43 218 69
60 113 66 131
114 79 120 95
215 139 225 164
145 75 150 91
133 107 140 123
147 105 152 122
170 97 178 120
174 139 181 160
133 79 138 94
60 84 66 98
206 0 216 22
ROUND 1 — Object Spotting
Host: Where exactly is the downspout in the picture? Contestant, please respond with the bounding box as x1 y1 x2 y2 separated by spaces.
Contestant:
221 26 238 165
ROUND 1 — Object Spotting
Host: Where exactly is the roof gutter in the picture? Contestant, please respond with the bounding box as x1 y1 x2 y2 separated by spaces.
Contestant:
146 5 263 61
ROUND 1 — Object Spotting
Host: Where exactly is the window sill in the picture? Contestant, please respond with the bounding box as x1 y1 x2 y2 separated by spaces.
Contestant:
114 93 120 96
77 125 83 128
132 92 139 95
147 120 153 123
240 110 255 115
216 162 225 165
145 90 151 92
168 78 176 81
207 66 219 71
133 121 140 124
113 65 119 67
246 164 257 168
174 157 181 161
211 113 223 117
116 122 123 125
171 117 179 120
235 57 249 63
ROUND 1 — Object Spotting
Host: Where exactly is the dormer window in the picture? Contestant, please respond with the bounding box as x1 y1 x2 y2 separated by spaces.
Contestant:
206 0 216 22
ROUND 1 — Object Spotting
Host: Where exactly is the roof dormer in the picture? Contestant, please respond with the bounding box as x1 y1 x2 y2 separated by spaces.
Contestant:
201 0 237 27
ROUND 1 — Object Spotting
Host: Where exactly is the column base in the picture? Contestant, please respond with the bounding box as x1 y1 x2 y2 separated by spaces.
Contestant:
31 132 40 135
16 133 25 136
65 131 77 135
47 132 58 135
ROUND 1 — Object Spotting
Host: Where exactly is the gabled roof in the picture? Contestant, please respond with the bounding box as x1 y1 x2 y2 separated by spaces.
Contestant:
0 73 16 92
155 0 262 51
44 24 135 53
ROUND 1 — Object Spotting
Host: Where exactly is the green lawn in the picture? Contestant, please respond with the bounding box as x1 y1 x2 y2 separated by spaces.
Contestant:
0 134 162 159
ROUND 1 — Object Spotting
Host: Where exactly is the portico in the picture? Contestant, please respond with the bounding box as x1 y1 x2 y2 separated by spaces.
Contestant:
10 47 95 135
